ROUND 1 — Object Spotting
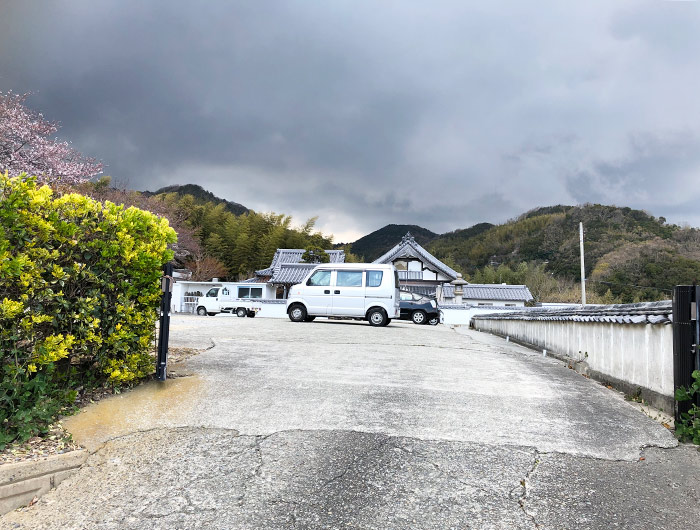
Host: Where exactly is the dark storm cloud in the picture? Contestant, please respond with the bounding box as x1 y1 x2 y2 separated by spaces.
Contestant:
566 133 700 212
2 0 700 240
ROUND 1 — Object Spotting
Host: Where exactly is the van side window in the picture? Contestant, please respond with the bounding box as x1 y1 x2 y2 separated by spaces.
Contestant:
337 270 363 287
307 270 331 286
206 288 219 297
367 270 383 287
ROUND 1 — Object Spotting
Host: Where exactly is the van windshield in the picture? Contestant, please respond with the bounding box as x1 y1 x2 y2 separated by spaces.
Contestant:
307 270 331 286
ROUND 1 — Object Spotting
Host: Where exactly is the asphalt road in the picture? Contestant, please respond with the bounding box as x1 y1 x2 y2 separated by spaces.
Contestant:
2 315 698 529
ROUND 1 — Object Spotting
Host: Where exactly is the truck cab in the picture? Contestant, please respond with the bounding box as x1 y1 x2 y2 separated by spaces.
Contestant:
197 287 222 316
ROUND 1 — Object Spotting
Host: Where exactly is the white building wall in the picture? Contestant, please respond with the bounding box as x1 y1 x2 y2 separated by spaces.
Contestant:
407 261 422 272
172 281 222 313
471 317 674 403
423 270 438 281
171 281 276 313
463 299 525 307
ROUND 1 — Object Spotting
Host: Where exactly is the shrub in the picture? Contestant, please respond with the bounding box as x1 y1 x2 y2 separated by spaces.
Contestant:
301 245 330 264
0 173 176 447
675 370 700 445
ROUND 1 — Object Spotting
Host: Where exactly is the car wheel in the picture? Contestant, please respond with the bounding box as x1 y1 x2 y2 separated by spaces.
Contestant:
368 308 387 327
411 310 427 325
236 307 247 318
196 306 208 316
288 304 307 322
428 316 439 326
304 316 316 322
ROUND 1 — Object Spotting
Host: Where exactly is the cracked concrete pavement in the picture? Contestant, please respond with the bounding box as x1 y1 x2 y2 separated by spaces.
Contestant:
2 316 699 529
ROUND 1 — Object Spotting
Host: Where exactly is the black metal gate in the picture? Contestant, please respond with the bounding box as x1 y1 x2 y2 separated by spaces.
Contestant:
156 262 173 381
672 285 700 421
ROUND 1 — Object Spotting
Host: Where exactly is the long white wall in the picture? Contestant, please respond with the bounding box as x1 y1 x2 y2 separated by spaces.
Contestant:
471 317 674 405
441 306 522 325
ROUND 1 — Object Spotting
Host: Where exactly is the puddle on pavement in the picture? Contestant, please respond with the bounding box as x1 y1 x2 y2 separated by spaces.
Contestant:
63 375 203 451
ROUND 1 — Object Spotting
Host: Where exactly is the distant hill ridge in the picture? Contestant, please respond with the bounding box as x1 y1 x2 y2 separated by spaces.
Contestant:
147 184 249 216
347 204 700 302
135 181 700 302
349 224 438 261
426 204 679 277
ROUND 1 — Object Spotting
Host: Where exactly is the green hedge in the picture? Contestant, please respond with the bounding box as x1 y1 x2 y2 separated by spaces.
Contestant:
0 173 176 447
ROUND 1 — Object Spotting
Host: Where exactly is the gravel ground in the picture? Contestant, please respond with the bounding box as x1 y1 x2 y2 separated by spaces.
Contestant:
2 315 698 529
0 347 203 465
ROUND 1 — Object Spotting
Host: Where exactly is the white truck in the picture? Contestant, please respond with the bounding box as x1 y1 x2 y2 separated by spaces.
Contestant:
195 284 269 317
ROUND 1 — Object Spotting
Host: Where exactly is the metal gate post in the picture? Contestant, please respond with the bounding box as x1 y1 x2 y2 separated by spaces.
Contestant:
672 285 698 421
156 262 173 381
695 285 700 375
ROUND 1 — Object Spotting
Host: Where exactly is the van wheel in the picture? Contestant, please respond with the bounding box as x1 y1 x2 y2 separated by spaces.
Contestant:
304 316 316 322
288 304 307 322
368 308 387 327
196 306 208 316
428 316 439 326
236 307 247 318
411 310 427 325
247 311 256 318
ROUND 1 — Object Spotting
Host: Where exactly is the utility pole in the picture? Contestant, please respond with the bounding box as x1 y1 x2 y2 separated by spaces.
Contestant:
580 222 586 306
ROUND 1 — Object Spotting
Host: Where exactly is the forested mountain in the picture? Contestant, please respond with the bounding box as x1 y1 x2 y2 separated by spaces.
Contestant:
147 184 249 216
153 193 331 279
82 177 700 303
348 224 438 261
343 205 700 303
77 179 331 281
424 205 700 303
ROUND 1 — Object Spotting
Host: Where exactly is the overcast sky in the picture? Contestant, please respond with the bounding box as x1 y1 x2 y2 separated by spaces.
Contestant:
2 1 700 242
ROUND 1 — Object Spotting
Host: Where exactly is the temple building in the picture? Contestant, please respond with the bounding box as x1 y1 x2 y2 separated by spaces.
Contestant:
373 232 532 306
373 232 458 297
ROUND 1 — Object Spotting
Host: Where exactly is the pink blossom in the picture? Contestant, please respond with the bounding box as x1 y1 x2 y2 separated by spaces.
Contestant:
0 92 102 184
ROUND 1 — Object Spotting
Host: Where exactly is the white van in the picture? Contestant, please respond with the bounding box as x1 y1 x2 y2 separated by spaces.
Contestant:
286 263 400 326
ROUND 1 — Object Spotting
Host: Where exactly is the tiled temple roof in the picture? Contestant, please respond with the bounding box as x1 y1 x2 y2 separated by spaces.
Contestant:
254 249 346 285
255 249 345 277
373 233 458 280
471 300 673 325
269 263 318 285
442 283 533 302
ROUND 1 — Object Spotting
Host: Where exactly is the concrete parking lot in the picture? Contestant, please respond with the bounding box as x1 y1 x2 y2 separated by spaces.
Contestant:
2 315 698 529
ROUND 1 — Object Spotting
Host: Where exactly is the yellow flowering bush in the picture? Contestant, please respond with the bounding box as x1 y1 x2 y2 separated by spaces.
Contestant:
0 173 176 447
